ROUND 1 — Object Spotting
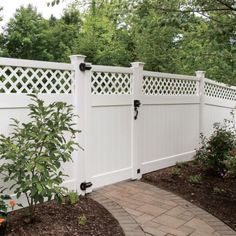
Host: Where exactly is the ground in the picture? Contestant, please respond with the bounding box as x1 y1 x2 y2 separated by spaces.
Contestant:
6 196 125 236
142 161 236 231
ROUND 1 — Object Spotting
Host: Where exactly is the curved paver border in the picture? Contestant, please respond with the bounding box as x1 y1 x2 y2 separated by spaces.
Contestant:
90 180 236 236
90 191 145 236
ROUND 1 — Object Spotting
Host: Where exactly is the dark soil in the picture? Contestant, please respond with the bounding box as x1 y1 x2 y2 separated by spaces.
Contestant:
142 161 236 231
6 196 125 236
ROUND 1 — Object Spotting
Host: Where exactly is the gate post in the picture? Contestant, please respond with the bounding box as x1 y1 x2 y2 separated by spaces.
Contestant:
196 71 206 141
70 55 92 194
131 62 145 180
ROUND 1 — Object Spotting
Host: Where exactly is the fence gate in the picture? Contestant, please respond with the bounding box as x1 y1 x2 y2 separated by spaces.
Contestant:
71 56 140 193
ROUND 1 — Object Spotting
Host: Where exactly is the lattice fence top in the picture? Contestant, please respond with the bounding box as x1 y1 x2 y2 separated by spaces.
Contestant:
91 71 132 95
0 66 73 94
204 82 236 101
143 76 198 96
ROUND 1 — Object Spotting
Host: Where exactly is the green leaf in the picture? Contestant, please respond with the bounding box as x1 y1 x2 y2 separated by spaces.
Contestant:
16 192 21 199
36 183 43 193
1 194 11 200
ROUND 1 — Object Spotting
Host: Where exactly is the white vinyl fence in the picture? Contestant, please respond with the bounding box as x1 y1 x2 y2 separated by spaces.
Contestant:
0 55 235 201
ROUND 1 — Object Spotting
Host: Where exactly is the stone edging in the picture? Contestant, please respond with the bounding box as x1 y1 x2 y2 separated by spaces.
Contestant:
90 191 145 236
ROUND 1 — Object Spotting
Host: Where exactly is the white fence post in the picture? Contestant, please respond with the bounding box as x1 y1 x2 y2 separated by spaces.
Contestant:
131 62 145 180
196 71 206 139
70 55 91 194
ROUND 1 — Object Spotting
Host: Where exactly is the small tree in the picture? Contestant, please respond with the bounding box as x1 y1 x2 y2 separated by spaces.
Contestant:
0 94 79 220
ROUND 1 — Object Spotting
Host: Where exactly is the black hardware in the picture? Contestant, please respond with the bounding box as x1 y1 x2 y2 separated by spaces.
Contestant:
80 182 93 191
137 169 141 174
79 63 92 72
134 100 141 120
134 100 141 108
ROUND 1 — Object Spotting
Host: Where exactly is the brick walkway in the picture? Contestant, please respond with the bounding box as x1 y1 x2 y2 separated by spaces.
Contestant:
90 180 236 236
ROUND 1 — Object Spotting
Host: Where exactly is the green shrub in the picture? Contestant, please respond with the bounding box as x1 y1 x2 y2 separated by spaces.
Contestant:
224 155 236 177
195 114 236 175
0 94 80 220
187 175 202 184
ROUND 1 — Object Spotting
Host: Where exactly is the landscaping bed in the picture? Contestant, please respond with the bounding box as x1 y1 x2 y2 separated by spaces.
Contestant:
6 196 125 236
142 161 236 231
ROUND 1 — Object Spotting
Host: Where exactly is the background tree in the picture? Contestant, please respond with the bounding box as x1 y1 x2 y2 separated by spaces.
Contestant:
0 0 235 84
42 4 82 62
187 0 236 83
77 0 134 66
0 4 82 62
1 5 49 60
130 0 188 72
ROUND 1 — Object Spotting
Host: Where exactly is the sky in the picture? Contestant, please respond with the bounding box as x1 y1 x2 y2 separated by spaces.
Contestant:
0 0 71 29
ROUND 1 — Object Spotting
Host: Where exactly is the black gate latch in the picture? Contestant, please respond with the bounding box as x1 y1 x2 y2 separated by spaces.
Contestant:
80 182 93 191
134 100 141 120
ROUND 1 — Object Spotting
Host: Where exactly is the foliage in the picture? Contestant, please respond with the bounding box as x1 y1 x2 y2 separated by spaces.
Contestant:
0 187 18 227
195 114 236 174
176 161 189 169
42 4 82 62
0 4 81 62
0 188 11 214
171 167 181 177
224 155 236 177
130 0 186 72
78 214 87 225
187 175 202 184
1 5 49 60
213 186 225 194
64 190 79 205
77 0 134 66
0 94 79 219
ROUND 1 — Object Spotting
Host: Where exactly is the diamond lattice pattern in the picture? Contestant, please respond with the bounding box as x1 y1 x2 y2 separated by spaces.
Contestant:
205 82 236 101
0 66 73 94
143 76 198 96
91 71 132 95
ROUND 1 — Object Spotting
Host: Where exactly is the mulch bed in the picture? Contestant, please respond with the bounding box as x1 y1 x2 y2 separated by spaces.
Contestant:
6 196 125 236
142 161 236 231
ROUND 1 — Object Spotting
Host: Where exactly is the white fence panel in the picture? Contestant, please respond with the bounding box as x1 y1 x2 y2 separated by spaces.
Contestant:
141 103 199 173
141 71 200 174
203 79 236 136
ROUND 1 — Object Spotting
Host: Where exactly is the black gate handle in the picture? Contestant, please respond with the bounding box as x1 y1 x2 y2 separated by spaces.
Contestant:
134 100 141 120
134 107 139 120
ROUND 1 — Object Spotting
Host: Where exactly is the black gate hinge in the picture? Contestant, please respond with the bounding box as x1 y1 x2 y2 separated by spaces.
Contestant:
80 182 93 191
79 63 92 72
